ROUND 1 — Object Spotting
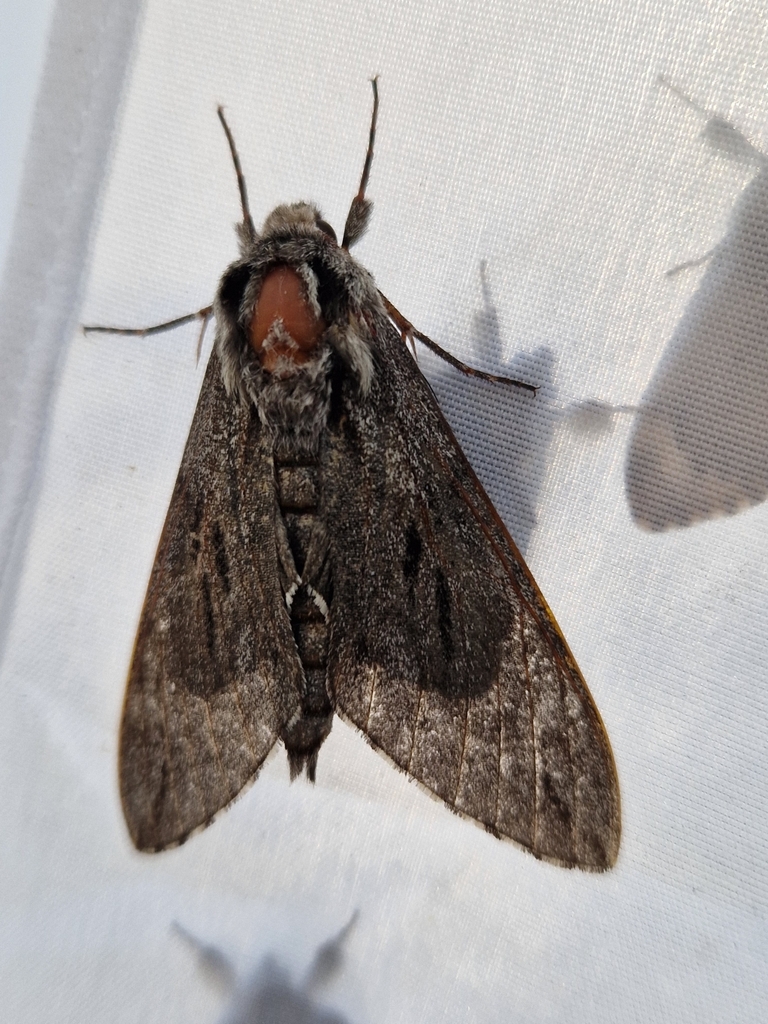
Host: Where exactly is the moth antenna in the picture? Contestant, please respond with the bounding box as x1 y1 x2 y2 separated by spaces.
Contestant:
356 76 379 206
83 305 214 338
342 76 379 249
379 292 538 393
217 105 257 243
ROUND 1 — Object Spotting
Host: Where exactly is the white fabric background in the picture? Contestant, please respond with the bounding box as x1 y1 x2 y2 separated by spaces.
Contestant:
0 0 56 271
2 0 768 1022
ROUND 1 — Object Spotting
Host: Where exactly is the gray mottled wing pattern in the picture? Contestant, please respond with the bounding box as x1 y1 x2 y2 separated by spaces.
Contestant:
120 352 302 851
324 314 620 870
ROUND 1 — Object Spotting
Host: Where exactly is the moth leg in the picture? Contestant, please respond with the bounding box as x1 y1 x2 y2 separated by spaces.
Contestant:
195 308 213 363
378 293 418 359
82 304 214 337
378 292 537 392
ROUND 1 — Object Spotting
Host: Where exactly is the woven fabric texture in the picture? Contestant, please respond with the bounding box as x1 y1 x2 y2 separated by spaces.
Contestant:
2 1 767 1022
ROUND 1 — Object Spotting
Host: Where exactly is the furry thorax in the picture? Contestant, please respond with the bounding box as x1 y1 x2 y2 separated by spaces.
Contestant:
213 202 381 451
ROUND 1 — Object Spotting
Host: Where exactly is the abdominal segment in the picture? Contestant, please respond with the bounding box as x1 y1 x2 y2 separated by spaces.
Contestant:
274 452 333 780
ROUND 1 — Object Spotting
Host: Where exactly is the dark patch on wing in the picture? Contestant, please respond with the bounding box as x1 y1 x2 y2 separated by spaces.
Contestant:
403 522 422 580
202 575 217 664
543 771 572 829
435 568 454 668
212 521 231 594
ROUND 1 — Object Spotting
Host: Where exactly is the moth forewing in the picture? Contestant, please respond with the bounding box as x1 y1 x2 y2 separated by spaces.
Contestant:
323 309 619 870
103 83 620 867
119 355 306 851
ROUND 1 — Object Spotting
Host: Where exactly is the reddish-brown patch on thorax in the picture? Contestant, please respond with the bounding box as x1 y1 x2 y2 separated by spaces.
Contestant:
250 265 326 373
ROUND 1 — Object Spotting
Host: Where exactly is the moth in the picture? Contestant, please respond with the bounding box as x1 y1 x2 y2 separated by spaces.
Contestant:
87 81 620 869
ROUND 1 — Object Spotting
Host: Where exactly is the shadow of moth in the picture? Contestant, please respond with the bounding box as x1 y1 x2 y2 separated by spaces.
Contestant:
87 80 620 869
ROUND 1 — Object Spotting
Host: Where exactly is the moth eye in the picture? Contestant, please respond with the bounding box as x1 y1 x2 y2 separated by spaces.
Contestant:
250 265 326 373
315 219 337 243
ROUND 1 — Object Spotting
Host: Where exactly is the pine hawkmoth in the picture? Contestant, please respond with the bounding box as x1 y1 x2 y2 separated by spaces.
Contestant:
87 81 620 869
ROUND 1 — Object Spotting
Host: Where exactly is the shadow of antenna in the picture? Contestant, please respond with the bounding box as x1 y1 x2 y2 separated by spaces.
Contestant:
174 914 358 1024
429 261 556 556
625 77 768 530
303 911 359 993
172 921 238 992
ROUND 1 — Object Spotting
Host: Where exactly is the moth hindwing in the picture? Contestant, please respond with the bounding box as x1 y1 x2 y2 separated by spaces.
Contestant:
101 82 620 869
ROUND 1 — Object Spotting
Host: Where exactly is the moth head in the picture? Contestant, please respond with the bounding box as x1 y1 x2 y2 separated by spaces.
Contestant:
214 215 380 406
236 204 341 375
260 202 339 244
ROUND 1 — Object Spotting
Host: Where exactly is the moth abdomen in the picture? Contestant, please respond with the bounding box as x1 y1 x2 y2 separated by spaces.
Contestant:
292 619 327 669
284 513 315 576
276 464 318 510
272 443 335 779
